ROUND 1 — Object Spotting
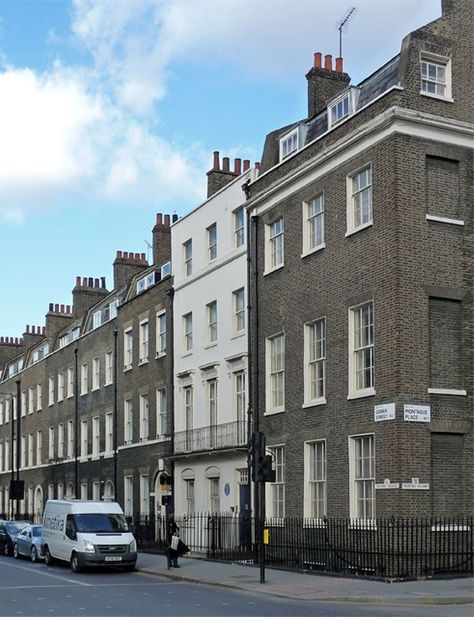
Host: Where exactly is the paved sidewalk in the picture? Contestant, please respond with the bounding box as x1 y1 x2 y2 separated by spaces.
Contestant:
136 552 474 605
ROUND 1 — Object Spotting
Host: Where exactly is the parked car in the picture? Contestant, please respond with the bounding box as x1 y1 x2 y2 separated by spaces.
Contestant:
0 520 31 556
13 525 43 562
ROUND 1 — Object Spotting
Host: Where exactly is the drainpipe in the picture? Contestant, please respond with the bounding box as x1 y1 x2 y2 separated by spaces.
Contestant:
15 380 21 518
113 329 118 504
74 347 79 498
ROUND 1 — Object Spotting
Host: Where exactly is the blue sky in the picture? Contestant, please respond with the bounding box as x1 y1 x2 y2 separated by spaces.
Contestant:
0 0 440 338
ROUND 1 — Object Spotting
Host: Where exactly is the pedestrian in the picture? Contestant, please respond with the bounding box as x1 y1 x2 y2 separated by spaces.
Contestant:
167 514 180 568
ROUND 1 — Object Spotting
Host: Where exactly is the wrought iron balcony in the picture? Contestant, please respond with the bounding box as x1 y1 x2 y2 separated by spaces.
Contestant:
174 420 247 454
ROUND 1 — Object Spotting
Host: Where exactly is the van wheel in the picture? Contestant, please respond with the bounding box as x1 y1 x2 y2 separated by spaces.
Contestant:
31 546 38 563
13 544 19 559
44 547 54 566
71 553 82 573
4 543 10 556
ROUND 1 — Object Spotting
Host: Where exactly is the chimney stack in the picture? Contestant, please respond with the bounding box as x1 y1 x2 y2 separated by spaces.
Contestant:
152 213 172 270
113 251 149 291
306 50 350 118
72 276 109 320
206 151 247 198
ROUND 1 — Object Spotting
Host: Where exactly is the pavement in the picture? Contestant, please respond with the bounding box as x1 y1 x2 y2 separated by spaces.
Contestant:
136 552 474 606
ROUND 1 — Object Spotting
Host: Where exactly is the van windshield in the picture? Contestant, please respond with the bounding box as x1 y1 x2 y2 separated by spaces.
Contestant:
72 513 129 533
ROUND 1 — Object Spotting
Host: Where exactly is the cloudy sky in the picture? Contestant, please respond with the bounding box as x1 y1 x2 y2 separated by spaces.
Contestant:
0 0 440 337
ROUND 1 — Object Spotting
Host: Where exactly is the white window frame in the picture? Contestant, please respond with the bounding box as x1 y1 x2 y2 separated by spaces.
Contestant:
279 128 298 160
48 377 54 406
185 478 195 515
207 300 218 344
36 430 42 466
304 440 327 519
266 445 285 519
208 379 218 447
92 357 100 391
420 51 452 101
156 311 166 356
183 239 192 276
124 476 133 517
209 477 220 513
28 387 34 415
124 399 133 444
184 386 193 449
233 207 245 248
105 412 113 453
349 433 375 521
139 393 149 441
124 328 133 370
302 194 325 256
28 434 34 467
303 318 326 407
92 482 100 501
21 390 26 417
48 427 55 460
105 351 113 386
58 423 64 459
67 420 74 459
234 370 246 426
348 301 375 399
80 363 88 396
140 475 150 516
67 368 74 398
80 420 88 460
156 388 167 438
207 223 217 261
265 218 284 274
233 288 245 334
346 164 372 236
328 92 350 127
36 384 42 411
183 313 193 353
265 333 285 414
139 320 149 364
92 416 100 457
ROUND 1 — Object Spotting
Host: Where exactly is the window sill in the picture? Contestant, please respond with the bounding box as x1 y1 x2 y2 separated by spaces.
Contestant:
263 264 284 277
347 388 376 400
138 359 149 366
204 342 218 350
231 331 245 340
301 244 326 259
348 521 377 530
90 388 99 393
80 392 88 397
302 398 326 409
104 381 113 387
155 351 167 359
181 351 193 358
420 91 454 103
264 407 285 416
345 221 373 238
36 408 42 412
123 366 133 373
428 388 467 396
426 214 464 226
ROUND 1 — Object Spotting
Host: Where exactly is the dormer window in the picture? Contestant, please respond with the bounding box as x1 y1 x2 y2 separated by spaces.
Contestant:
329 93 349 126
137 271 157 294
161 261 172 279
420 52 452 101
280 129 298 160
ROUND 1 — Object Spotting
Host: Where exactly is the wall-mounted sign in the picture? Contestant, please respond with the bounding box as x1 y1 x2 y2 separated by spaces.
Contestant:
374 403 396 422
404 405 431 423
375 478 400 489
402 477 430 490
224 483 230 496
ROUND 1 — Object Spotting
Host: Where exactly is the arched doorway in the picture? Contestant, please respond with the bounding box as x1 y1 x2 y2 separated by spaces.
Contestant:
66 482 74 499
33 485 43 523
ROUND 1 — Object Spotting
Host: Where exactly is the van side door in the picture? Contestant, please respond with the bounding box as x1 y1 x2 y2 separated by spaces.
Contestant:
63 515 78 562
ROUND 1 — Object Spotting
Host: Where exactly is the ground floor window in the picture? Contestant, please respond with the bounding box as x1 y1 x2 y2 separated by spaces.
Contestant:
350 434 375 520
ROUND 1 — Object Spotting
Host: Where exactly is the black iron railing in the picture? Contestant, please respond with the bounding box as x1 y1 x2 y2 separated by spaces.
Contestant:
174 421 247 454
132 513 473 581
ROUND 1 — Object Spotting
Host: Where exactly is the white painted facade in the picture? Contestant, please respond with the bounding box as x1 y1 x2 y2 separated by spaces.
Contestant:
171 168 255 515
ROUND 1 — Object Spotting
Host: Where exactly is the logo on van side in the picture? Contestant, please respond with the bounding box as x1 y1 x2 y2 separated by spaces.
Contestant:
44 515 64 532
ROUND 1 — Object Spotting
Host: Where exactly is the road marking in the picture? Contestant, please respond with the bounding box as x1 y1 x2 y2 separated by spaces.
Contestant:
0 561 91 586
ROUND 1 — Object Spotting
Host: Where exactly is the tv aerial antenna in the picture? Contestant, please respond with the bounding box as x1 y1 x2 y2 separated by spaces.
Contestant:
144 239 152 262
338 7 356 58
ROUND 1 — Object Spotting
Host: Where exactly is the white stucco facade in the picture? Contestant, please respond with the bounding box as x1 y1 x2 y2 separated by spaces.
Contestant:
171 167 255 516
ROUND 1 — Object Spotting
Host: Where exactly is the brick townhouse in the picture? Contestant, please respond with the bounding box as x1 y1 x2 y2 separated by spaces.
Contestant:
245 0 473 520
0 215 175 522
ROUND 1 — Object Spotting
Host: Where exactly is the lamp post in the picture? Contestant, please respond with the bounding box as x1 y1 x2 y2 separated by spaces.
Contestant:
0 387 23 520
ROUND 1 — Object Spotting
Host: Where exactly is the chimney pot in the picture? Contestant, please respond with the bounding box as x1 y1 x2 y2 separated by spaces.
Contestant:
234 158 242 174
213 151 220 170
75 276 81 286
164 214 170 227
54 304 59 312
117 250 122 259
43 326 46 335
324 54 332 70
60 304 65 313
26 325 30 333
255 162 261 170
82 277 87 287
335 57 343 73
222 157 230 172
243 160 250 171
314 52 322 68
141 253 146 260
101 277 106 288
49 303 53 311
172 214 178 223
156 213 163 227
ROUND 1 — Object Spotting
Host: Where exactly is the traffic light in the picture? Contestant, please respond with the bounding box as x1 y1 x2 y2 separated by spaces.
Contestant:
250 432 275 483
262 455 276 483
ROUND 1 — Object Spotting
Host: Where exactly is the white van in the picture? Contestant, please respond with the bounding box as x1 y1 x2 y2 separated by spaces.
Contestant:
42 499 137 572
